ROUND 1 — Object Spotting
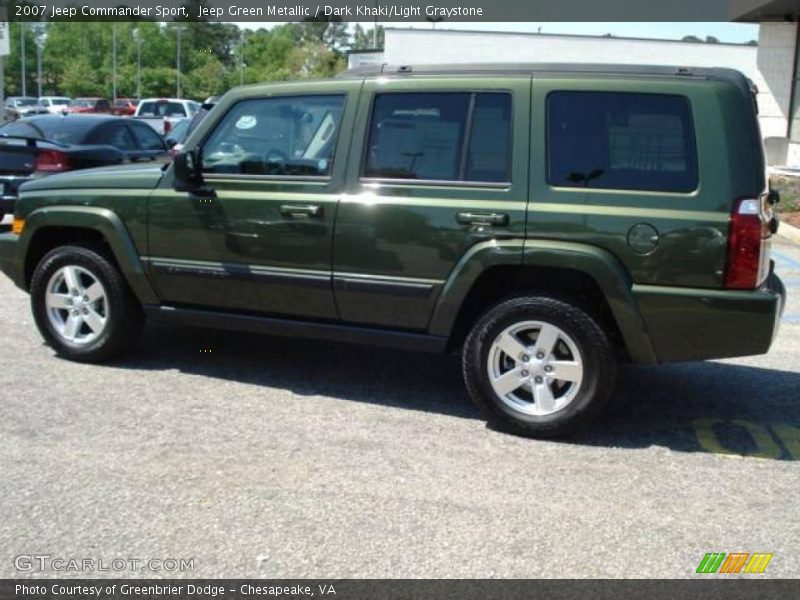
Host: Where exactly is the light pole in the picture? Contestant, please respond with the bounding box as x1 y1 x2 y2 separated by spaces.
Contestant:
20 23 26 96
132 27 141 99
373 1 378 49
174 25 185 99
239 29 245 85
33 23 46 99
111 25 117 103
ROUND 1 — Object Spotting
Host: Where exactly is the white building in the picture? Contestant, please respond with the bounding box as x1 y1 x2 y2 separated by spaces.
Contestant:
349 18 800 166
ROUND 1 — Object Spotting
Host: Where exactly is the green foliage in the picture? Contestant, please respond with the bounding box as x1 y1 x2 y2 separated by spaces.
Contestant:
351 25 385 50
3 20 351 100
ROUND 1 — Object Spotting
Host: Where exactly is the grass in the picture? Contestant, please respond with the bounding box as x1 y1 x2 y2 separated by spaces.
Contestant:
770 176 800 214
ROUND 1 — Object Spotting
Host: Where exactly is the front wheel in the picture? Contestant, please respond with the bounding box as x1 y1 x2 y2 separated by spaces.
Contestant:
30 244 144 362
463 295 617 438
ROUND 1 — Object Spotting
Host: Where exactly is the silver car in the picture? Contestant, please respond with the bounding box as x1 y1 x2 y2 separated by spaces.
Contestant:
3 97 49 119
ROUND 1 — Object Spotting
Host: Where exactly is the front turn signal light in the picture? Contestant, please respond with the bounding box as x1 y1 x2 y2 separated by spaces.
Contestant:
12 218 25 235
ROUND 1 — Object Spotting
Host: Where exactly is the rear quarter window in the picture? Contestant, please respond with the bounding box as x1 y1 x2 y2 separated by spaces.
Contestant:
547 91 698 193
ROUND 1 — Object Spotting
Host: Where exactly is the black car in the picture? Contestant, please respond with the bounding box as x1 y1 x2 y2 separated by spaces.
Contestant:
0 115 167 220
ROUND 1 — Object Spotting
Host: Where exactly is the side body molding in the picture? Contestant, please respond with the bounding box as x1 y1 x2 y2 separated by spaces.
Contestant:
17 206 159 304
428 238 658 364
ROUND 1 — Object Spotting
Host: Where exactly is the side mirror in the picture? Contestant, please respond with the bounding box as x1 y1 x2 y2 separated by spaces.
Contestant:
165 138 178 149
174 148 213 195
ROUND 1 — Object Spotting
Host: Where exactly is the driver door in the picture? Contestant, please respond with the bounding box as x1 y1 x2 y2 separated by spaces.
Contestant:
146 84 359 319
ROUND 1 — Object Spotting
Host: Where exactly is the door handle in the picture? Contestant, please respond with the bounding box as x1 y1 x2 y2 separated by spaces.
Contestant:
456 212 509 226
280 204 323 219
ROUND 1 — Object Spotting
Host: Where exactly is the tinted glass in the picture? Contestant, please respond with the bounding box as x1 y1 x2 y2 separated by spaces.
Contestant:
94 123 136 151
365 93 470 181
547 92 697 193
130 123 166 151
466 93 512 182
202 95 346 177
3 117 97 144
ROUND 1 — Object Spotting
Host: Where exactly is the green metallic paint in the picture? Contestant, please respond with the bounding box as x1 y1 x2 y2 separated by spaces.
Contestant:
147 80 363 319
335 76 531 330
16 205 158 304
634 281 783 362
528 78 754 290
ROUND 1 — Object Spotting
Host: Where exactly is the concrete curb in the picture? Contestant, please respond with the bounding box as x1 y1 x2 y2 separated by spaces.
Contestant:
778 219 800 245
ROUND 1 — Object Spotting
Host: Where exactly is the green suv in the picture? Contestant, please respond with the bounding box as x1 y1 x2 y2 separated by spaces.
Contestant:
0 64 786 438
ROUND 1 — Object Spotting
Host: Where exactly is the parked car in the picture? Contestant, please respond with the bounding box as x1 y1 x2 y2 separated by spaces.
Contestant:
112 98 138 116
165 95 219 156
39 96 72 115
0 64 786 439
134 97 200 135
3 97 49 119
0 114 167 220
66 98 112 114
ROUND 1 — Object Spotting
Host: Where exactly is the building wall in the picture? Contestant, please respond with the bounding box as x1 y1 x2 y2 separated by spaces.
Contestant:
371 28 790 165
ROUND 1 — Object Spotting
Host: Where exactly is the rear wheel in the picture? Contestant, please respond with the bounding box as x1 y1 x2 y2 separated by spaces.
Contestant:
463 295 616 438
30 244 144 362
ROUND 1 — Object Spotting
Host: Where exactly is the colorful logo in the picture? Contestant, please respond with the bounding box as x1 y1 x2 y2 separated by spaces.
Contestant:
696 552 773 574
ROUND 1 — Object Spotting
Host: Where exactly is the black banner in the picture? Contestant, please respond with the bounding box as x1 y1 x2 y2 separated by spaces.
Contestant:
2 580 800 600
0 0 785 23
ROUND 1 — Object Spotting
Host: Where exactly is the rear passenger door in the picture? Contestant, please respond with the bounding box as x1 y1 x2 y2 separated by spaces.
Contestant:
334 77 530 330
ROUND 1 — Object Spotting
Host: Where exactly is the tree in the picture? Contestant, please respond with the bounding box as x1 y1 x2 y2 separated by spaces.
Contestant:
705 36 720 44
681 35 702 43
352 25 385 50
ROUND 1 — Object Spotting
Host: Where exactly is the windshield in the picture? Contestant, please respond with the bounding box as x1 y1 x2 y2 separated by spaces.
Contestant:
14 98 39 107
50 98 70 106
69 99 94 108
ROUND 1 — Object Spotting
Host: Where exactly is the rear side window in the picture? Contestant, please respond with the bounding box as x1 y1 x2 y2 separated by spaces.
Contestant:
364 92 512 183
547 92 697 193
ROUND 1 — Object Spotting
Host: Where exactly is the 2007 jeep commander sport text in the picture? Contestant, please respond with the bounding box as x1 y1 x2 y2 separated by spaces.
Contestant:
0 64 786 438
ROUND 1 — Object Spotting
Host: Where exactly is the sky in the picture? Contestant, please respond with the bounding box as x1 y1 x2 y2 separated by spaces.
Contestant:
239 21 760 44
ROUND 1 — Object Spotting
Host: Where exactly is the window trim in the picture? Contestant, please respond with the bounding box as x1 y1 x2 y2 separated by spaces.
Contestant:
198 93 349 182
359 90 515 187
545 90 699 195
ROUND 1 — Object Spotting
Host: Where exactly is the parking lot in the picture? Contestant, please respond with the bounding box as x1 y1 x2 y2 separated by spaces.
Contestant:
0 224 798 579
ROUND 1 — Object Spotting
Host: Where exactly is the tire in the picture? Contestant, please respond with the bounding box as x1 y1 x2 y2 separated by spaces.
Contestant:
463 295 617 438
30 244 144 362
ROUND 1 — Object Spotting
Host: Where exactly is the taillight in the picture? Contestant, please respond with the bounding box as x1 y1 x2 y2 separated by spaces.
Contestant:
164 120 172 134
724 198 769 290
35 149 71 173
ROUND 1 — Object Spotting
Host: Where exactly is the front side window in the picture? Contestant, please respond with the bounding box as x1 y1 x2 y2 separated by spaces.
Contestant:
547 91 698 193
202 95 346 177
364 92 512 183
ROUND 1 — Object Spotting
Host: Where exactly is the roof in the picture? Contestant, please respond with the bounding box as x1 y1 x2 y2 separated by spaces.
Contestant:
341 62 745 81
734 0 800 21
338 63 755 100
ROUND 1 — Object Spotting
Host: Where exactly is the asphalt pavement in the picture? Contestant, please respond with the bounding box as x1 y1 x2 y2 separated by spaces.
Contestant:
0 227 798 579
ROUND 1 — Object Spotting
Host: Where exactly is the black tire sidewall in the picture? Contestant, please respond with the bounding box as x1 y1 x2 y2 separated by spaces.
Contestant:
463 296 616 436
30 245 139 362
